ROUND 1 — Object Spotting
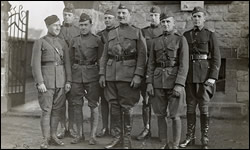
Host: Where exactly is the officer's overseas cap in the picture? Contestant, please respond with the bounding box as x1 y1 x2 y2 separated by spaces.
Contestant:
150 6 161 14
117 3 132 12
63 3 75 13
44 15 60 26
104 9 116 17
79 13 91 22
160 11 174 21
192 6 206 15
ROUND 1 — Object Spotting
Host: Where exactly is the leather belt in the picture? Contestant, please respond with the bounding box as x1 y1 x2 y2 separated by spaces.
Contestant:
74 60 97 65
190 54 208 60
108 54 137 61
41 61 63 66
156 61 178 68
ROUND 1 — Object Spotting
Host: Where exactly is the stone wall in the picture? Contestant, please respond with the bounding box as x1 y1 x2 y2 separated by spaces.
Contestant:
73 1 249 117
1 1 11 114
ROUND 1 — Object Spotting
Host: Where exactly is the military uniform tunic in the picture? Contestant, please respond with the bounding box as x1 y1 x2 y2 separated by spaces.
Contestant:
31 33 71 138
67 32 103 107
59 23 81 47
183 26 221 114
99 23 147 108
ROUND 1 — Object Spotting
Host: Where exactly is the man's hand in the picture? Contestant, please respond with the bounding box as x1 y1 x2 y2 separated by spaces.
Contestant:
99 75 106 88
65 83 71 93
173 84 183 93
146 83 154 96
130 75 141 89
205 78 216 86
37 83 47 93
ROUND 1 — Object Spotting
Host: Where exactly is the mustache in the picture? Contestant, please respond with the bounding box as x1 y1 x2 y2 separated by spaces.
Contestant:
118 16 125 19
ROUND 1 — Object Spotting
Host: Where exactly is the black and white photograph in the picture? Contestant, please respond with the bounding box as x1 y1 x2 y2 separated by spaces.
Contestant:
1 1 249 149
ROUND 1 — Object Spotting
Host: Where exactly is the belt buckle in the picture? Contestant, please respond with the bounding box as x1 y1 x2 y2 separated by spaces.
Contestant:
55 62 58 66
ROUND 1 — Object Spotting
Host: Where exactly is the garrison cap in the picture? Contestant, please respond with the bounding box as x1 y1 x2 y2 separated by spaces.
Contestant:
150 6 161 14
79 13 91 22
117 3 132 12
192 6 206 15
63 3 75 13
44 15 60 26
104 9 116 17
160 11 174 21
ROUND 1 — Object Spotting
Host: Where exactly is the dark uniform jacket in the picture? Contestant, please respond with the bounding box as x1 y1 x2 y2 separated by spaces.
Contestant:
69 32 103 83
97 27 115 44
142 25 163 57
31 33 71 89
184 27 221 83
99 23 147 82
59 23 80 47
146 30 189 89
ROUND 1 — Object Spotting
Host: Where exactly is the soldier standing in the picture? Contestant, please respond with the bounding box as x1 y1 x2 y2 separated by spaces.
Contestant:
99 3 147 149
31 15 71 149
67 13 103 145
136 6 163 141
179 7 221 149
96 9 117 137
146 11 189 149
57 2 80 139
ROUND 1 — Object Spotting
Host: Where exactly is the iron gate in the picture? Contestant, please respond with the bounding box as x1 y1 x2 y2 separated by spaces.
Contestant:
7 5 29 106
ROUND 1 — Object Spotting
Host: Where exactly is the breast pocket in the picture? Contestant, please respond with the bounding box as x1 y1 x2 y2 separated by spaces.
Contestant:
197 40 209 53
166 44 178 58
122 33 137 54
41 43 54 61
154 41 165 59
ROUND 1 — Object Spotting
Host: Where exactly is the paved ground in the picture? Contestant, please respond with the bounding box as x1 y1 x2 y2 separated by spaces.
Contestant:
1 112 249 149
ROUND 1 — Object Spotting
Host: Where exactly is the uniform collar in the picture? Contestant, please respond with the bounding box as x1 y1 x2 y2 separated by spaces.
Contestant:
80 31 91 37
150 23 159 28
106 25 115 32
194 25 204 31
63 22 73 27
163 29 176 36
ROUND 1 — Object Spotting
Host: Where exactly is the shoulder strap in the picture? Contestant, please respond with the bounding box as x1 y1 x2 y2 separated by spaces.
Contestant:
43 37 63 60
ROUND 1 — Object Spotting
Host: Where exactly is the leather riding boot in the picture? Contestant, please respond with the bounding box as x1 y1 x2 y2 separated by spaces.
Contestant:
136 103 151 140
71 105 84 144
50 109 64 146
157 116 168 143
200 114 209 149
172 118 182 149
123 109 133 149
105 103 122 149
179 113 196 148
89 107 99 145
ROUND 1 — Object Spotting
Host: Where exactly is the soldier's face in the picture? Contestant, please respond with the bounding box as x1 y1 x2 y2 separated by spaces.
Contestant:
149 13 160 26
104 14 115 28
192 12 206 27
63 12 74 24
79 20 92 35
47 20 61 36
160 17 175 32
117 9 131 24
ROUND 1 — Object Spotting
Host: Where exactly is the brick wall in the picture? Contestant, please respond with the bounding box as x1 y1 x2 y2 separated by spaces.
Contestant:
73 1 249 108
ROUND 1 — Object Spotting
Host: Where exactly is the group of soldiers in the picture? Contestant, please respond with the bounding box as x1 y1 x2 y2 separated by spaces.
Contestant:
31 2 221 149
